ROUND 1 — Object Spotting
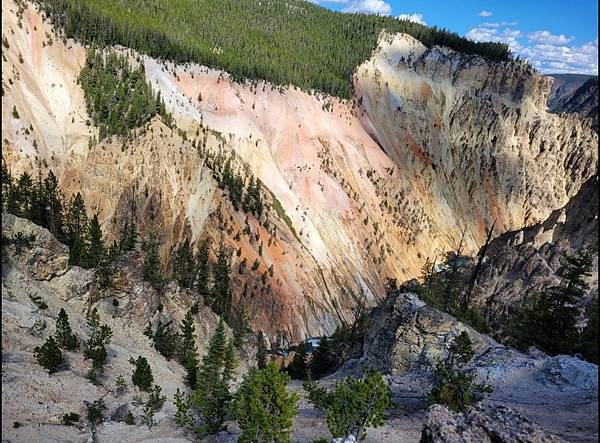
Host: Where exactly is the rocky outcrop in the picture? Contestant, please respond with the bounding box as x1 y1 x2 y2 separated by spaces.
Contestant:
359 291 494 375
352 289 598 441
420 404 564 442
2 213 70 280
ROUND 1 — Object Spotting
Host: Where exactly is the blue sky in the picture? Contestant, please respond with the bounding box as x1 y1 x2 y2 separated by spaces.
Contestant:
311 0 598 74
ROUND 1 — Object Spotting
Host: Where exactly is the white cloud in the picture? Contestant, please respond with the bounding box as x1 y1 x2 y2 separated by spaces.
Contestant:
528 30 574 45
397 13 426 25
466 22 598 74
343 0 392 15
479 21 518 28
478 10 493 17
466 27 523 52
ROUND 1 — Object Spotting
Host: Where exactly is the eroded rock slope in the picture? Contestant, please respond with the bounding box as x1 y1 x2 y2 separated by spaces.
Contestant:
2 1 597 340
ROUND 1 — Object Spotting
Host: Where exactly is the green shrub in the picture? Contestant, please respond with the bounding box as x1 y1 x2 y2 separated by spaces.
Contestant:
130 356 154 392
61 412 80 426
234 363 299 442
304 371 389 441
34 335 64 373
427 331 492 413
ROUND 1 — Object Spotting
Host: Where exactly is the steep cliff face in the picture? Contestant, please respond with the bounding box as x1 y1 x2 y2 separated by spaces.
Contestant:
472 174 598 309
2 1 597 340
354 32 597 255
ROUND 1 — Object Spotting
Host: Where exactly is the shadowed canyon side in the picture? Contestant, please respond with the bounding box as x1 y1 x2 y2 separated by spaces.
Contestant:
2 0 597 341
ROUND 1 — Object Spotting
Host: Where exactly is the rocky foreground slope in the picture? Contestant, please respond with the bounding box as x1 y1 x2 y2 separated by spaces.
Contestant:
3 214 596 442
343 290 598 442
2 0 597 340
1 213 249 442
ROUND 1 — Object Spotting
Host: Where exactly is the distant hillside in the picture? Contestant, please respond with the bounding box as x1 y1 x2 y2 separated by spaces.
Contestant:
33 0 511 98
547 74 596 106
547 74 598 130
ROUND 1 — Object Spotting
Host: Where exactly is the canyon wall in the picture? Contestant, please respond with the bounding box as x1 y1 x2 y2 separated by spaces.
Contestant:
2 1 597 340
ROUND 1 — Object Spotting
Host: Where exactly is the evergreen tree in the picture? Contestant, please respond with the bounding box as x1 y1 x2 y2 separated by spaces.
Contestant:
428 332 492 413
195 237 211 297
1 160 11 210
173 388 194 429
179 309 199 388
142 233 162 288
211 240 232 318
256 331 268 369
86 213 104 268
55 308 78 350
34 335 64 374
66 192 88 266
512 247 594 355
173 238 195 288
130 355 154 392
231 304 252 349
43 170 65 240
14 172 34 217
304 371 390 441
286 341 308 380
309 336 337 379
28 170 48 227
119 199 138 252
152 320 179 361
234 363 299 443
84 307 113 381
190 318 236 435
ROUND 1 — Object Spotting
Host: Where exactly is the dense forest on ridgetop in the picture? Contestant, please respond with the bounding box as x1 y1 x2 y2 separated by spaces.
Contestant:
34 0 511 98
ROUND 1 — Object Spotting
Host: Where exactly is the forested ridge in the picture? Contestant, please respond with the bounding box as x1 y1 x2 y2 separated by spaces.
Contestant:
33 0 511 98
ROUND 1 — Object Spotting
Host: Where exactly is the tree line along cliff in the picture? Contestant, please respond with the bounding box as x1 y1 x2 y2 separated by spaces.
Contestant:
33 0 511 99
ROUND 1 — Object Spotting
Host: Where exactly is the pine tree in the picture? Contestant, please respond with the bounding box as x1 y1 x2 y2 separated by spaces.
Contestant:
86 213 104 268
195 238 211 297
14 172 34 217
84 307 112 381
2 160 14 213
55 308 78 350
211 240 232 318
179 309 199 388
231 304 252 349
173 238 195 288
428 332 492 413
28 170 48 227
153 320 179 361
286 342 308 380
324 371 390 441
43 170 65 240
513 247 594 355
66 192 88 266
34 335 64 374
130 355 154 392
256 331 268 369
234 363 299 443
119 198 138 252
310 336 337 379
142 233 162 288
191 318 236 435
